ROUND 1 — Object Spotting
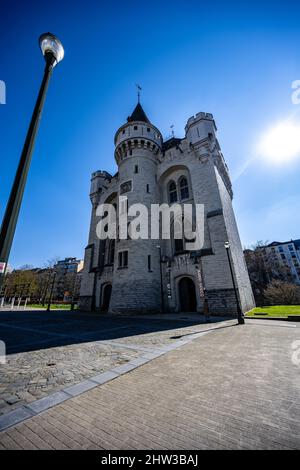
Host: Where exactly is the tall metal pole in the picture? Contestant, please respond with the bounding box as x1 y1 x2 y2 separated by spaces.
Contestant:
0 54 56 292
0 29 65 293
225 243 245 325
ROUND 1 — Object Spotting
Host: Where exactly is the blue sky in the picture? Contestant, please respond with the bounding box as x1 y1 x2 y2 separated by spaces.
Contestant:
1 0 300 268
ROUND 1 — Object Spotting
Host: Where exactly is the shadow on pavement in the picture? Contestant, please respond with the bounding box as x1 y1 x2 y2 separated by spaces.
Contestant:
0 309 233 355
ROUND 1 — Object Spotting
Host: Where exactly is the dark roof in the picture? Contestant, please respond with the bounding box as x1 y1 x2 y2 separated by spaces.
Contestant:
162 137 182 152
127 102 150 124
267 239 300 248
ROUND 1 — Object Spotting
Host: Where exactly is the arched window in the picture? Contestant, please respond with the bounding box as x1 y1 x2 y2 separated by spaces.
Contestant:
179 177 189 200
169 181 177 203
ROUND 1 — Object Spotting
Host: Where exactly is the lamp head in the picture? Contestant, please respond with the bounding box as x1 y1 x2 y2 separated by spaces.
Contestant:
224 241 230 249
39 32 64 67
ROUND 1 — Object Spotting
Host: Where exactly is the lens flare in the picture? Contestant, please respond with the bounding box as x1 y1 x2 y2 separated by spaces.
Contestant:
258 121 300 164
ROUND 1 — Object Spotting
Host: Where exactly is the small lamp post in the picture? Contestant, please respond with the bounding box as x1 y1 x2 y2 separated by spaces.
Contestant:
224 241 245 325
0 33 64 293
157 246 164 313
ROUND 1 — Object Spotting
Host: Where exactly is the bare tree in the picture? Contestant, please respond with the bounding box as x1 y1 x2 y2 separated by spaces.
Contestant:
244 240 294 305
264 280 300 305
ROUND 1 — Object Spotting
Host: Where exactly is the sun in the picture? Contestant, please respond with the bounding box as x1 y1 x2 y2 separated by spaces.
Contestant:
258 121 300 164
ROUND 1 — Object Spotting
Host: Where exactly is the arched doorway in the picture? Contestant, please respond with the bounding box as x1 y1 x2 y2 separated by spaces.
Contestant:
178 277 197 312
101 284 112 312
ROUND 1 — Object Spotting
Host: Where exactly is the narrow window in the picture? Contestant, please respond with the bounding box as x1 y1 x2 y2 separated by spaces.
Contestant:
147 127 150 132
146 184 150 193
179 177 189 200
118 251 128 268
134 165 138 174
174 239 184 254
169 181 177 203
108 240 115 265
148 255 151 271
134 125 138 130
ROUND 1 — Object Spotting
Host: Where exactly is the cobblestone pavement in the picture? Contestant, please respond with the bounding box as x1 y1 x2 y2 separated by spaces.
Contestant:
0 310 228 415
0 318 299 449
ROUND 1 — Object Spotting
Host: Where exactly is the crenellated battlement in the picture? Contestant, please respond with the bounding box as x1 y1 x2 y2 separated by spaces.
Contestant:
185 112 215 130
115 137 160 163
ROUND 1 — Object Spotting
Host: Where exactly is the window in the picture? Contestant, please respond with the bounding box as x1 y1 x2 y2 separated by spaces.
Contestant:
134 125 138 130
120 180 132 194
122 129 125 134
279 246 284 252
174 238 184 254
148 255 151 271
108 240 115 265
280 254 286 260
147 127 150 132
179 177 189 200
169 181 177 203
288 245 293 251
118 251 128 268
134 165 138 174
146 184 150 193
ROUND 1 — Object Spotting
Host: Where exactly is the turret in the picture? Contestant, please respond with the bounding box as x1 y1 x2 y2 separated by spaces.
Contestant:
90 170 112 205
114 103 162 164
109 102 163 313
185 112 217 145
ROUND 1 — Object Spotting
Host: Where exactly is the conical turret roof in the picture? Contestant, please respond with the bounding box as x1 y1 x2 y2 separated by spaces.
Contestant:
127 102 150 124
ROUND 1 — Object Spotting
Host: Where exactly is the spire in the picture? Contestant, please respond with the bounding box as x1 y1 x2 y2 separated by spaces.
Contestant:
127 102 150 124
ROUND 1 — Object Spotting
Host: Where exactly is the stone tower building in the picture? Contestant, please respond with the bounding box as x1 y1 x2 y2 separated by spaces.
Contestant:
79 102 255 316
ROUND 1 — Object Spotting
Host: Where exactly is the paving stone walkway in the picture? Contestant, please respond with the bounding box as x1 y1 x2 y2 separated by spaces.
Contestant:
0 318 299 450
0 310 227 415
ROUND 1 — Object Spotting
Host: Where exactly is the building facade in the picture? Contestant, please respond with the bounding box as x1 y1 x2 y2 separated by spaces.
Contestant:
79 103 254 316
53 257 84 302
262 240 300 285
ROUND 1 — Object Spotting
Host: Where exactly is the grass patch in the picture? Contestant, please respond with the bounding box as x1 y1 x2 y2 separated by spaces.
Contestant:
27 304 76 310
246 305 300 317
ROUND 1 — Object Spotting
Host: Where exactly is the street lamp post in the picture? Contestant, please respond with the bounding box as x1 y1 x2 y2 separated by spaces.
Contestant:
157 246 164 313
224 241 245 325
0 33 64 293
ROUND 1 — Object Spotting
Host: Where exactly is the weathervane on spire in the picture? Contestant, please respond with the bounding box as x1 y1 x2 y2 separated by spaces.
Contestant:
136 84 142 103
